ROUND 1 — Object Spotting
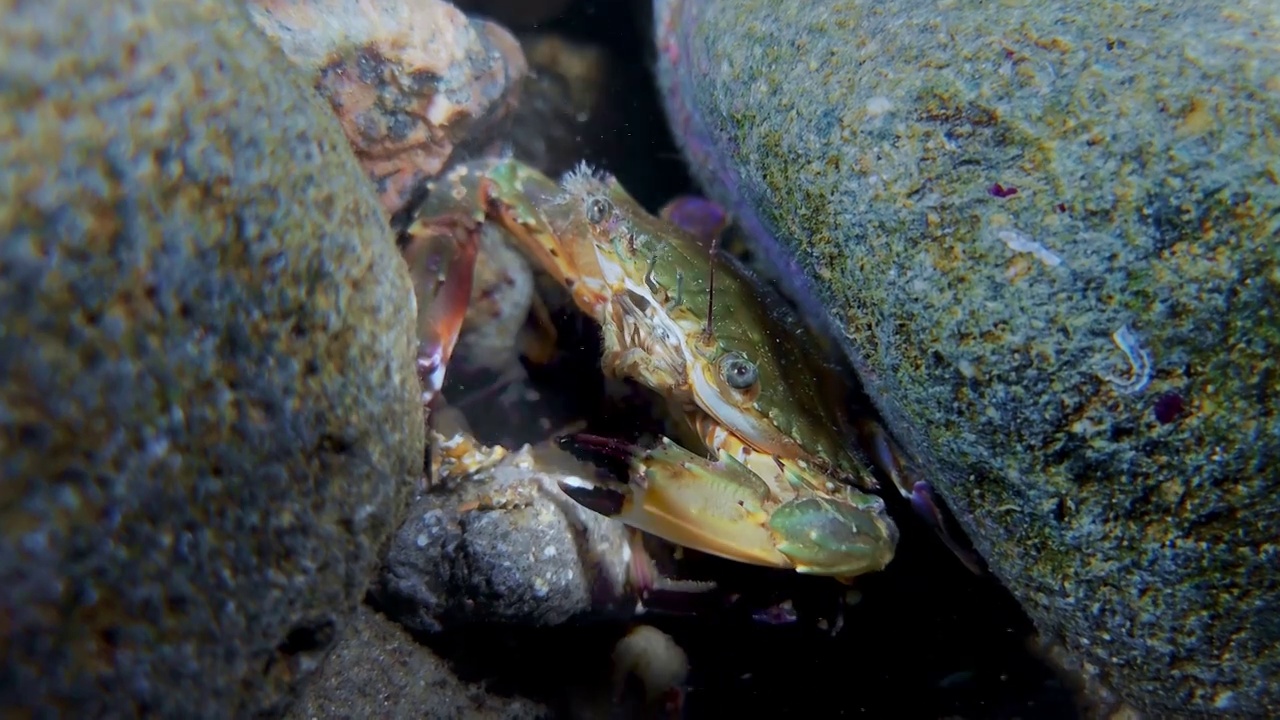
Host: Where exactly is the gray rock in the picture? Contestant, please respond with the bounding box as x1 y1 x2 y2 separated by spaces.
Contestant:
655 0 1280 716
0 0 422 716
286 604 549 720
377 445 633 635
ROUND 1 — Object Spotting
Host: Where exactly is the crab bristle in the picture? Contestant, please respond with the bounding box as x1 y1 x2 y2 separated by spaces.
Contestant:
561 161 608 199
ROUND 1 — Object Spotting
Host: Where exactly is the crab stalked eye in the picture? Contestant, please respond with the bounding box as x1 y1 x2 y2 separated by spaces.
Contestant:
586 196 612 225
719 352 759 390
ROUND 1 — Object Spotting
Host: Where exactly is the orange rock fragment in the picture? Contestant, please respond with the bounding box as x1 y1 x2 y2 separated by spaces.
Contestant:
247 0 528 214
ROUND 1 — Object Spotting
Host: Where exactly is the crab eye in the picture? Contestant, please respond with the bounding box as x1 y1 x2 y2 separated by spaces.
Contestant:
719 352 758 390
586 196 612 225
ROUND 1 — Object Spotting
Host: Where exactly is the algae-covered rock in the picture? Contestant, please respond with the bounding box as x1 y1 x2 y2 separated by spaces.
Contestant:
0 0 423 716
655 0 1280 715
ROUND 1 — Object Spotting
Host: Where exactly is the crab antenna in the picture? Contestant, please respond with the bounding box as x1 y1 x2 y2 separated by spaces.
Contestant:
703 246 716 342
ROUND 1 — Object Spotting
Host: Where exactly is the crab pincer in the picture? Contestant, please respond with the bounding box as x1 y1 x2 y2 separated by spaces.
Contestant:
555 433 641 516
402 213 481 408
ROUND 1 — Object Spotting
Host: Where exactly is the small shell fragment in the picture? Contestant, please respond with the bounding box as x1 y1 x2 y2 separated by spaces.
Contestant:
611 625 689 708
996 228 1063 268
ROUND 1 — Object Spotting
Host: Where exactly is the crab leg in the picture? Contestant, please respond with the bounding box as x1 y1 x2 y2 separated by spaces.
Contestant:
856 419 984 575
474 169 613 316
400 212 514 484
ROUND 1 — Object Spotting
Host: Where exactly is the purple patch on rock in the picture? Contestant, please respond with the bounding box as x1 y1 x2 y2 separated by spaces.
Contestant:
988 182 1019 198
660 195 728 246
1154 392 1185 424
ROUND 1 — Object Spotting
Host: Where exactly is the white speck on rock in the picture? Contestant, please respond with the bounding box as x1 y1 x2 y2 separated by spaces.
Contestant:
20 529 50 554
996 229 1063 267
353 502 377 526
542 546 557 559
425 94 454 126
866 96 893 117
142 434 171 460
415 533 429 548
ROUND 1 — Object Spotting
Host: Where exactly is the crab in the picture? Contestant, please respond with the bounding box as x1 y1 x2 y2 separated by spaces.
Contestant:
404 156 977 584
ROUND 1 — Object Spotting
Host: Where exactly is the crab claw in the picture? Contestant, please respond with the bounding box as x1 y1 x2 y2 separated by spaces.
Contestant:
621 528 721 614
556 433 785 569
402 213 480 407
857 420 985 575
556 473 629 518
557 440 723 613
559 434 896 579
555 434 640 516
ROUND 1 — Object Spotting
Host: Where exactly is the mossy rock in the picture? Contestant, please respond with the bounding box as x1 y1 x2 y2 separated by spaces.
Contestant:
0 0 423 715
656 0 1280 715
